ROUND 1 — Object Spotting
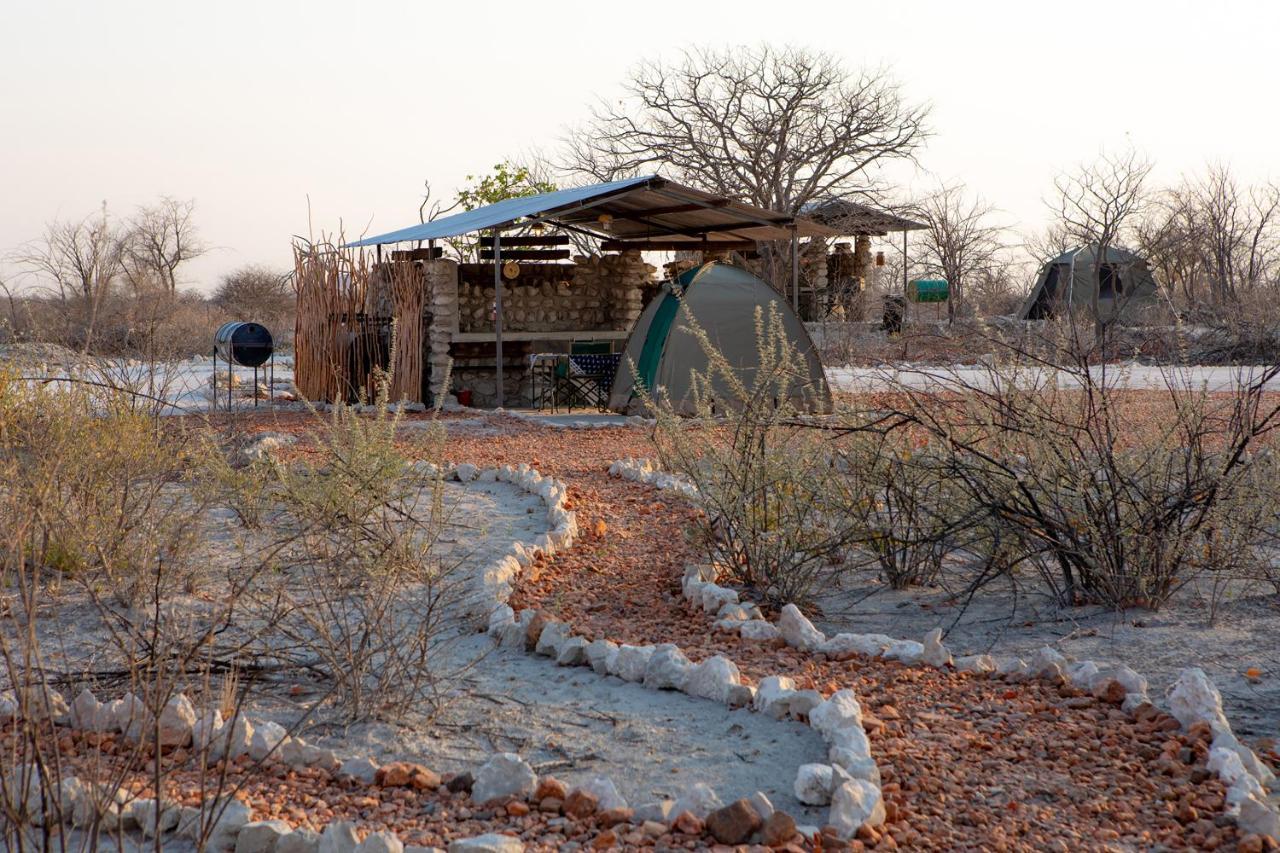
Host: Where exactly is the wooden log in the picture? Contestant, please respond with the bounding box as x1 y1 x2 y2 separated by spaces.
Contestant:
476 235 570 247
391 247 443 261
478 249 571 261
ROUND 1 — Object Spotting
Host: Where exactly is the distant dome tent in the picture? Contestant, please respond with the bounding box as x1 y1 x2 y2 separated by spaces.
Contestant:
608 262 831 415
1018 244 1160 321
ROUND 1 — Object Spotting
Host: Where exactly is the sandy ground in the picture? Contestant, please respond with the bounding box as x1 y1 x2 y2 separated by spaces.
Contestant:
810 567 1280 743
827 360 1280 393
284 632 828 822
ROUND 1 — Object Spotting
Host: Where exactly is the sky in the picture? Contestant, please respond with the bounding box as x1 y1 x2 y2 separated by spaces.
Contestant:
2 0 1277 293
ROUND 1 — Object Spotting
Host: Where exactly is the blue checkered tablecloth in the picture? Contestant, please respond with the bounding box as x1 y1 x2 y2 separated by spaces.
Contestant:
568 353 623 392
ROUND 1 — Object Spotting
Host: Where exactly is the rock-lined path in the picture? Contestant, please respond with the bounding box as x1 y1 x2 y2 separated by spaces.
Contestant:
440 415 1271 851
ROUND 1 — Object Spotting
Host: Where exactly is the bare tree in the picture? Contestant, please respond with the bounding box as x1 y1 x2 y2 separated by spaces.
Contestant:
120 196 207 296
910 183 1006 321
1048 147 1153 337
13 203 123 351
565 45 930 214
214 264 293 324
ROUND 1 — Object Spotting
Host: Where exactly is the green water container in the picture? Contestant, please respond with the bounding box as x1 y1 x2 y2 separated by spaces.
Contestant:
907 279 950 303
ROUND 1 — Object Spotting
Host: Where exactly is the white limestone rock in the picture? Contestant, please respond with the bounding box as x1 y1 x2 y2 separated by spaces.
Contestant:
794 764 834 806
671 782 723 820
613 644 655 682
585 639 619 676
572 776 627 812
319 820 361 853
339 756 380 784
882 639 924 665
747 791 774 821
753 676 797 719
356 831 405 853
249 720 290 762
995 656 1028 676
809 689 864 739
447 835 524 853
699 584 739 613
470 753 537 805
108 693 151 739
778 604 826 651
158 693 197 747
278 828 322 853
126 798 180 837
554 636 588 667
1114 665 1148 696
1065 660 1102 691
211 716 254 761
1030 646 1068 679
955 654 996 674
787 689 824 720
828 778 886 839
486 605 515 637
643 644 692 691
633 800 675 825
921 628 953 668
454 463 478 482
684 656 741 703
737 620 781 641
820 633 893 659
1237 792 1280 841
715 603 756 622
1167 667 1231 735
193 709 225 751
1211 730 1276 787
534 622 570 658
236 820 293 853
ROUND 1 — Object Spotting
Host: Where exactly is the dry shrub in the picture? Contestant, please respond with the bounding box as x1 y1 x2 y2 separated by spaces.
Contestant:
831 433 971 590
242 373 464 723
0 370 207 606
649 304 848 607
877 336 1280 610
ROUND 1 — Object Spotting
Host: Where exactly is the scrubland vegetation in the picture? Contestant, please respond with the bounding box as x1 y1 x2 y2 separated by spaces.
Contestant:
0 369 462 848
653 314 1280 616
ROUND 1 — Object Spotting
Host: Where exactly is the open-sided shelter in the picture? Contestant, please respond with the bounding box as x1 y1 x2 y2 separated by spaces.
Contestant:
294 175 837 408
607 261 831 414
1018 244 1161 321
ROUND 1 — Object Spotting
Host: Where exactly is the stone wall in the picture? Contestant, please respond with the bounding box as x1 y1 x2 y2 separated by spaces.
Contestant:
456 252 655 334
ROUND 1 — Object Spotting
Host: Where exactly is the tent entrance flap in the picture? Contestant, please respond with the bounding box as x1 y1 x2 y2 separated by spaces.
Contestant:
636 291 680 395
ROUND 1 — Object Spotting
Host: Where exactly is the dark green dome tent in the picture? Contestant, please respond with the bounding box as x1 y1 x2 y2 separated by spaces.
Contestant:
1018 244 1161 321
608 262 831 415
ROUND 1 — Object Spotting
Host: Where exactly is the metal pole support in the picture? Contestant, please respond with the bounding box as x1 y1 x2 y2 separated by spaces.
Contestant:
494 228 504 409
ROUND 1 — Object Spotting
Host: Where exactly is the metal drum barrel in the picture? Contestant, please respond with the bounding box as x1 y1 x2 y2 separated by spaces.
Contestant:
213 321 274 368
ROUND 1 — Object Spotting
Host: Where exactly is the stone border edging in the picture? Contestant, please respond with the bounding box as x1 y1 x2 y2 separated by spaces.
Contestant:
607 456 1280 842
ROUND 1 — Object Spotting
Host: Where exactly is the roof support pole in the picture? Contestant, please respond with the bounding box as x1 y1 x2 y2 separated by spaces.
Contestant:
493 228 504 409
791 226 800 314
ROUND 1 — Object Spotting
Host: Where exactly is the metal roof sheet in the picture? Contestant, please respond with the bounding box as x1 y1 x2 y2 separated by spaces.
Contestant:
346 175 655 247
346 175 837 248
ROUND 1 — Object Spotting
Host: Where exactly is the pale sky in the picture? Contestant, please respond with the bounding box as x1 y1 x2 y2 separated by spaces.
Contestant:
2 0 1277 292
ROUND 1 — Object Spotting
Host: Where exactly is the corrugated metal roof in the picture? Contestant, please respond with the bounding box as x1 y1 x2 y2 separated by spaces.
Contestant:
800 198 926 235
345 175 838 248
346 175 655 247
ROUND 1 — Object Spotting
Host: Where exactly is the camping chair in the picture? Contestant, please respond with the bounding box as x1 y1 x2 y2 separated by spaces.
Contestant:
554 341 621 412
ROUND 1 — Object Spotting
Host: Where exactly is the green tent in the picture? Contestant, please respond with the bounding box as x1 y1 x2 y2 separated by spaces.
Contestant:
608 262 831 415
1019 244 1161 321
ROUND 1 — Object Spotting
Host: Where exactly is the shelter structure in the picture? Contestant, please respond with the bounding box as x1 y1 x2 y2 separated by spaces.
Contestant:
299 175 837 408
798 199 927 320
608 262 831 415
1018 244 1161 321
